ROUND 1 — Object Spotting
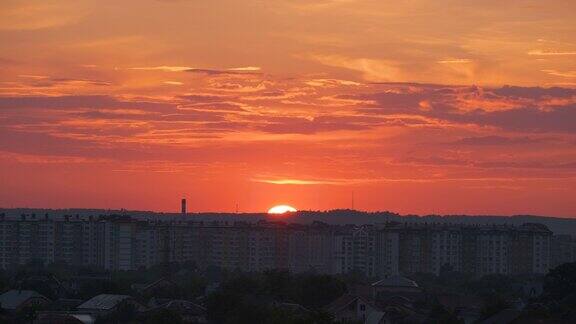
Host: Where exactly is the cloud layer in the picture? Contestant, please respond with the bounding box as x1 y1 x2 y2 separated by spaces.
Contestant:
0 0 575 215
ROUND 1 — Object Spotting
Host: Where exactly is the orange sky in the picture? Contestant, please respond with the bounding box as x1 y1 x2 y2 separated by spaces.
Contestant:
1 0 575 216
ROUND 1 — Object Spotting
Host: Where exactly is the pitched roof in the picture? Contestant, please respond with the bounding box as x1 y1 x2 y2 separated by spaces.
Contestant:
77 294 131 310
70 314 96 324
324 294 380 314
145 299 206 316
371 276 419 288
0 290 48 310
133 277 176 293
163 300 206 315
480 309 522 324
274 302 310 314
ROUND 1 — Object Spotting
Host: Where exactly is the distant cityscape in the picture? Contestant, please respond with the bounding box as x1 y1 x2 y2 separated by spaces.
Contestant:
0 207 576 323
1 209 574 277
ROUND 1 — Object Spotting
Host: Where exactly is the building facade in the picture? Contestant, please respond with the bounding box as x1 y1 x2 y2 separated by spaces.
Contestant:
0 214 555 277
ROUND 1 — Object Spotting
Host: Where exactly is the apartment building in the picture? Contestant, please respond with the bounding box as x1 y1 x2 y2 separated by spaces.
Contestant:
288 222 335 274
0 214 555 278
551 235 576 268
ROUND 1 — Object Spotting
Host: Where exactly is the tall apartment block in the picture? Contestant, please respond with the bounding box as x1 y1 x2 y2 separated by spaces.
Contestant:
551 235 576 268
0 214 558 278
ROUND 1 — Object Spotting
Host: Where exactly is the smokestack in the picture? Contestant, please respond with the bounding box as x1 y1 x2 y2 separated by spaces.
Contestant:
181 198 187 215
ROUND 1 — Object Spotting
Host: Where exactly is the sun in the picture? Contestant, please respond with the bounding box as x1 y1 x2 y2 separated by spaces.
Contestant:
267 205 297 214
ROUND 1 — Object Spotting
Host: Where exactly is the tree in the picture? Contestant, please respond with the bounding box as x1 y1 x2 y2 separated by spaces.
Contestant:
538 262 576 321
426 305 464 324
297 274 347 309
544 262 576 301
480 295 510 320
143 309 183 324
16 304 42 324
263 270 294 301
206 291 270 324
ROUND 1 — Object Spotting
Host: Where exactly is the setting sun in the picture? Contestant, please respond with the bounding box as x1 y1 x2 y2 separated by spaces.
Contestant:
268 205 297 214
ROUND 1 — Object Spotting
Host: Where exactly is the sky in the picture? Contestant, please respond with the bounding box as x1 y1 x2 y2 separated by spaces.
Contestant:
1 0 575 216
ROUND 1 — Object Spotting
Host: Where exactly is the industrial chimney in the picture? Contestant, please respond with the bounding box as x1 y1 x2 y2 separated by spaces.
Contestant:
181 198 187 215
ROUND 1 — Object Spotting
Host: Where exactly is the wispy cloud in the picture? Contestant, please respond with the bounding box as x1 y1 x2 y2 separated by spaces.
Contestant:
528 50 576 56
252 178 343 185
307 54 402 81
186 68 262 76
437 59 472 64
163 81 184 85
251 175 575 186
129 66 193 72
542 69 576 78
0 2 87 31
228 66 261 72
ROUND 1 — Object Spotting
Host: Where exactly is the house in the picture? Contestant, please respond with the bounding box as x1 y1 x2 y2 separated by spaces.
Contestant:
325 276 427 324
479 309 523 324
273 302 311 315
0 290 50 313
62 274 112 295
324 294 385 324
76 294 147 316
131 277 178 296
35 312 96 324
371 276 423 302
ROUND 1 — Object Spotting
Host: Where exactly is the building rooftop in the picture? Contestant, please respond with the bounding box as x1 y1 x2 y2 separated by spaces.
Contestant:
0 290 48 310
371 276 419 288
70 314 96 324
77 294 131 311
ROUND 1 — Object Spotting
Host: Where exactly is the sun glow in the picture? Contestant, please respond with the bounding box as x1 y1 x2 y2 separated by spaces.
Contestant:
267 205 297 214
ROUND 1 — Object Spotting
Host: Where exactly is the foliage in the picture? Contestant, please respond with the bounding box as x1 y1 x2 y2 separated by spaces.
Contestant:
536 262 576 321
426 305 465 324
479 295 511 320
543 262 576 301
142 308 183 324
205 270 346 323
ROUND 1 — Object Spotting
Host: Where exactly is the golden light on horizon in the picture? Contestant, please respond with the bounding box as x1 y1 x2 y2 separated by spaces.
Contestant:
267 205 297 214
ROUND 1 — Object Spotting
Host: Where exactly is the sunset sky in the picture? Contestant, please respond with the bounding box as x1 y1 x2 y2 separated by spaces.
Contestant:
1 0 576 216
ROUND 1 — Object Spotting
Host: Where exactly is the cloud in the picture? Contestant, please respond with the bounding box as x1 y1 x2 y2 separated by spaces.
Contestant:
450 136 547 146
491 85 576 99
12 75 112 88
437 59 473 64
0 95 175 112
178 94 233 103
252 174 575 186
340 84 576 133
308 54 402 81
185 68 261 75
227 66 261 72
129 66 194 72
180 102 247 112
2 82 576 179
163 81 184 85
0 1 86 31
305 79 362 87
542 69 576 78
445 105 576 133
528 50 576 56
252 178 343 185
250 115 372 134
46 78 112 87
